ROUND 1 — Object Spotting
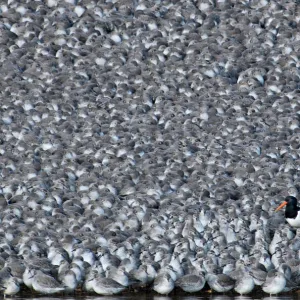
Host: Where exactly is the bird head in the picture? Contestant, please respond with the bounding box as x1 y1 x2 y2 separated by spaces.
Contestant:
275 196 298 212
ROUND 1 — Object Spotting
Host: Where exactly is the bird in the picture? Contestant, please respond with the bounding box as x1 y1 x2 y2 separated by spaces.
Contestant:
234 272 255 295
153 273 174 295
262 270 286 295
175 274 206 293
30 270 65 294
89 275 126 295
61 270 78 293
0 277 20 297
105 266 130 286
205 273 235 293
23 266 35 289
1 0 300 298
275 196 300 227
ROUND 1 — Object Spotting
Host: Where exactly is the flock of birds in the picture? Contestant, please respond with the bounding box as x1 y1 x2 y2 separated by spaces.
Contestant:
1 0 300 297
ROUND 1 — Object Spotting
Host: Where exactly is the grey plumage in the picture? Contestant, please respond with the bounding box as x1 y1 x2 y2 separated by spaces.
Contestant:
0 0 300 296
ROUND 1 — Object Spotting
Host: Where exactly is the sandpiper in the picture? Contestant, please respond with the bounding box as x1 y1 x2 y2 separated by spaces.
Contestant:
0 277 20 297
175 274 206 293
89 274 126 295
262 270 286 295
153 273 174 295
234 272 255 295
206 273 235 293
30 270 65 294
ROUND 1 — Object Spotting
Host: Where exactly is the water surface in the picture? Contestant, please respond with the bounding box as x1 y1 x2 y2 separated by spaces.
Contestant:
12 294 300 300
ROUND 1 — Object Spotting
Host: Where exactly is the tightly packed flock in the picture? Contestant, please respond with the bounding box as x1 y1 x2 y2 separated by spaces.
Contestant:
1 0 300 296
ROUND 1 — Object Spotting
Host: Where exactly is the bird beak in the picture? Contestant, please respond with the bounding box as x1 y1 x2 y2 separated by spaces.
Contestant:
275 201 288 212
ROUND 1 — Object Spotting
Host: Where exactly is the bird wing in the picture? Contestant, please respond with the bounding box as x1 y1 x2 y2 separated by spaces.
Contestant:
36 275 62 288
218 274 235 287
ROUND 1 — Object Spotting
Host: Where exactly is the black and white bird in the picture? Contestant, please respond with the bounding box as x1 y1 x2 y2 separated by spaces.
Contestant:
275 196 300 228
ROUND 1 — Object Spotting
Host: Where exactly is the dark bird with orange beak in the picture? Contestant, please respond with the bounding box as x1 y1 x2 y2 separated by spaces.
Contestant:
275 196 300 227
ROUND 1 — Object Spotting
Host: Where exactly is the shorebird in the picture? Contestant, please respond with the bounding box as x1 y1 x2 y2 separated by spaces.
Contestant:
89 274 126 295
205 273 235 293
275 196 300 227
1 0 300 297
262 270 286 295
175 274 206 293
30 270 65 294
0 277 20 297
234 272 255 295
153 273 174 295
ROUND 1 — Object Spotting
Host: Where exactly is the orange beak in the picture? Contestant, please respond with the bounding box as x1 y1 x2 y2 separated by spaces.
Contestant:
275 201 288 212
